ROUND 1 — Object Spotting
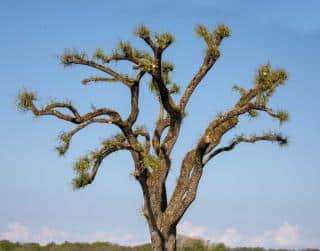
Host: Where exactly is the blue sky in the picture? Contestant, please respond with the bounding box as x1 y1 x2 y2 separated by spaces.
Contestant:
0 0 319 248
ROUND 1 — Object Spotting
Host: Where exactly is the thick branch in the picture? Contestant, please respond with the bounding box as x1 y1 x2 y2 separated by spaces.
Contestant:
152 61 179 117
126 71 145 126
165 64 289 226
135 24 179 117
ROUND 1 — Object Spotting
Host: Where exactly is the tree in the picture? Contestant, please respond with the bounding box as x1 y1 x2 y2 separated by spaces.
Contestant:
17 24 289 251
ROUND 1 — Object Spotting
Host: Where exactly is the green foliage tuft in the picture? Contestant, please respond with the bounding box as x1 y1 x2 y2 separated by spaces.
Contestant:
137 58 155 72
93 48 110 63
56 132 71 156
276 110 290 124
72 155 94 189
215 24 231 38
195 24 212 44
141 154 160 172
60 49 87 66
17 89 37 112
162 61 175 72
155 32 175 49
256 64 288 91
196 24 230 48
72 173 91 189
272 68 288 85
73 155 91 173
135 24 151 39
169 83 181 94
254 64 289 106
207 45 220 58
101 133 126 151
256 64 273 91
118 41 134 56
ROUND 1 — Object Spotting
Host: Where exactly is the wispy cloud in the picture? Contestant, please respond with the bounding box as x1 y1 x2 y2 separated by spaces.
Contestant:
0 222 142 245
1 222 30 242
177 221 208 237
178 221 304 248
0 221 316 248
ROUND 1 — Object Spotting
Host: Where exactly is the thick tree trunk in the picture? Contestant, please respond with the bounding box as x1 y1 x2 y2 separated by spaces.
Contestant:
164 227 177 251
149 226 177 251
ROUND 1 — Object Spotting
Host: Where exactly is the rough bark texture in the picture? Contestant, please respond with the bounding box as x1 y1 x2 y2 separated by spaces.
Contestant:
18 24 289 251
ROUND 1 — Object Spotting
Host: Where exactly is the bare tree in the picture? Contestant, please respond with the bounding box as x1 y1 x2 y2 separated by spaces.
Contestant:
17 24 289 251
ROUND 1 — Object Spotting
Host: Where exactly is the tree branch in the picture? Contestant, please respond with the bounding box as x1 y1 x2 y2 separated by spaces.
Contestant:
164 63 289 225
17 91 123 125
203 133 288 165
72 138 132 189
179 24 231 111
152 58 179 117
56 118 112 156
81 76 119 85
126 71 146 126
133 126 151 154
135 24 157 52
61 52 136 86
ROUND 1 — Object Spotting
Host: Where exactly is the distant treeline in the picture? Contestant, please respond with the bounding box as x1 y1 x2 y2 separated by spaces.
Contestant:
1 238 319 251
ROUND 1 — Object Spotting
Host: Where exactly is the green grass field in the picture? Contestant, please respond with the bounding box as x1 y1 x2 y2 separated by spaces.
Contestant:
1 238 319 251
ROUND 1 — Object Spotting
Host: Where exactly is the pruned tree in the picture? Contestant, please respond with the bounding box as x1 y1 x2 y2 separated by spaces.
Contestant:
17 24 289 251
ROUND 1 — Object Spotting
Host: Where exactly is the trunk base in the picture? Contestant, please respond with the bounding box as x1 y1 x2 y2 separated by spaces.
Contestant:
150 228 176 251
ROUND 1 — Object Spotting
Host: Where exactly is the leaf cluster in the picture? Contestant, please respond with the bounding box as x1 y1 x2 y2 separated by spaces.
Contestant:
72 155 92 189
148 60 180 96
255 64 288 105
60 49 87 66
141 154 160 172
155 32 175 49
17 90 37 112
195 24 231 58
56 132 71 156
234 64 289 122
136 24 175 50
102 133 126 150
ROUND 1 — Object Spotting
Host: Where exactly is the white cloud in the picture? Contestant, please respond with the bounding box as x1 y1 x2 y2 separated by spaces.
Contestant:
178 221 303 248
178 221 241 246
274 223 300 246
33 227 68 244
0 222 140 245
0 222 30 242
0 221 307 248
247 230 274 247
178 221 208 238
79 231 136 245
217 228 242 246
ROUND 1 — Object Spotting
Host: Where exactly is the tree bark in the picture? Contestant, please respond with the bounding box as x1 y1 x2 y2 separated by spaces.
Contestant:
164 226 177 251
140 172 177 251
149 225 177 251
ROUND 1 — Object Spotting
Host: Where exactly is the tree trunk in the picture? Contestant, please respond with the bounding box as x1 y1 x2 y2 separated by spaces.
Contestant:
149 226 177 251
164 227 177 251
